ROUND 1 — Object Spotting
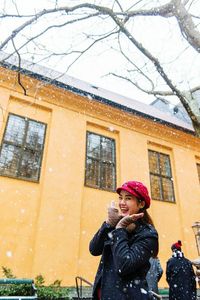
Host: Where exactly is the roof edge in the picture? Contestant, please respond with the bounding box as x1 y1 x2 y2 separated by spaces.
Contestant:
0 60 195 136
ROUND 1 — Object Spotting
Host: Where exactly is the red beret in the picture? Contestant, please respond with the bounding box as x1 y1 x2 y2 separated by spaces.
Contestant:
116 181 151 209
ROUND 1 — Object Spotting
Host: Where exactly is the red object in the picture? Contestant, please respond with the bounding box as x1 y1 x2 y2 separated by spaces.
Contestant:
116 181 151 209
97 287 101 300
171 240 182 251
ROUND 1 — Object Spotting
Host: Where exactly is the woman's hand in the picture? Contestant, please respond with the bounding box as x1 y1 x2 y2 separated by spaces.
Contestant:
115 212 144 229
106 201 121 227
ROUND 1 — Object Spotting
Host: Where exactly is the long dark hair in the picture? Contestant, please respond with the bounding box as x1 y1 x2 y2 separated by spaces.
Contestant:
138 204 158 257
142 210 155 227
137 198 155 227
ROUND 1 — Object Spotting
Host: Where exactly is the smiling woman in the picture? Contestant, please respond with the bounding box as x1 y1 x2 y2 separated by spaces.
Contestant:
89 180 158 300
118 190 141 216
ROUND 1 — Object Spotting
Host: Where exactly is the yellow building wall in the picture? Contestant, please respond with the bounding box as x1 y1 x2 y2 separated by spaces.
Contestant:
0 67 199 288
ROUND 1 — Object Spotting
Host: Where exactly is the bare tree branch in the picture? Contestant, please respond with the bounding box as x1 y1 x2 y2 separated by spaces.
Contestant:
0 1 200 135
172 0 200 52
2 12 101 62
108 12 199 122
11 38 27 95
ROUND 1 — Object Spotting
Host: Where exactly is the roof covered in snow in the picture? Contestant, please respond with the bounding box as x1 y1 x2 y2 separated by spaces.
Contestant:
0 51 194 134
150 97 192 124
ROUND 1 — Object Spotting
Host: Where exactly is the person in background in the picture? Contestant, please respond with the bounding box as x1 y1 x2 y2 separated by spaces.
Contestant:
146 256 163 297
166 240 196 300
89 180 159 300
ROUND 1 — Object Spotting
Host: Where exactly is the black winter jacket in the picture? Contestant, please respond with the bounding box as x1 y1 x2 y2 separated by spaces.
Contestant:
89 220 158 300
166 251 196 300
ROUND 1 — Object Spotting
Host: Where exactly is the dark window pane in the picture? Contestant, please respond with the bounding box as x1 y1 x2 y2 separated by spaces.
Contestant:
19 150 41 180
87 134 100 159
85 132 116 191
0 114 46 182
162 178 175 202
0 144 21 176
150 174 162 200
160 154 171 177
149 151 159 174
101 163 115 189
26 121 46 150
148 150 175 202
197 164 200 183
101 137 114 162
85 158 100 187
4 115 26 145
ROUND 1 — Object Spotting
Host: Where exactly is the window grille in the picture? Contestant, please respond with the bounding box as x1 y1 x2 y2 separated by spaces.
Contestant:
197 163 200 184
0 114 46 182
148 150 175 202
85 131 116 191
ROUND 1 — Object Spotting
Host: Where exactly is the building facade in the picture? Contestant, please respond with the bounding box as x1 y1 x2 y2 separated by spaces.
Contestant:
0 63 200 288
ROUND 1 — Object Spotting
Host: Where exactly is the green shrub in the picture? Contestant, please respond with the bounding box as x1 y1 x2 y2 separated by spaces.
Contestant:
37 285 69 299
35 274 45 286
0 266 69 299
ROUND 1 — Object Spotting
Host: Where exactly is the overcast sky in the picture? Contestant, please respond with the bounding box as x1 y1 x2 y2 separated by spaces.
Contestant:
1 0 200 104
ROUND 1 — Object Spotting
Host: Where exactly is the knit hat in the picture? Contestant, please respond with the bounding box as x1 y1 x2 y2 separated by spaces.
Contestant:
116 181 151 209
171 240 182 251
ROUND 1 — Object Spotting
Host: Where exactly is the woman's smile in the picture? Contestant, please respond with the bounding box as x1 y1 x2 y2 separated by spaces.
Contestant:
118 190 142 216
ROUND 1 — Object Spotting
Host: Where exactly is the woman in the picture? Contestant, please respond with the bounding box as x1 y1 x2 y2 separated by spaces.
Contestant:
89 180 159 300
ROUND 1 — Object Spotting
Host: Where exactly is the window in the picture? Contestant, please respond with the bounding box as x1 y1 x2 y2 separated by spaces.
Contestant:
197 163 200 184
85 131 116 191
0 114 46 181
148 150 175 202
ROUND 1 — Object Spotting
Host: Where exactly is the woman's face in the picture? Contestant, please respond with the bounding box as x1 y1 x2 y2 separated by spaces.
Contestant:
118 190 143 216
